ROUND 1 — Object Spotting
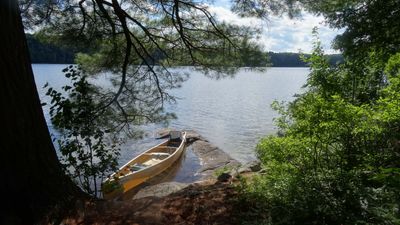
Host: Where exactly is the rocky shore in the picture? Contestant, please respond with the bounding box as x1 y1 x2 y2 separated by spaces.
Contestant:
185 130 241 179
129 129 260 200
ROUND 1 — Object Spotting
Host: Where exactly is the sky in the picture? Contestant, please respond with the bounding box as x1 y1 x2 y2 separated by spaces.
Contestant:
208 1 343 54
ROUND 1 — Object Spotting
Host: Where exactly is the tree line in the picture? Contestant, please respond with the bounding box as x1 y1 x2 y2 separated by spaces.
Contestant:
26 34 75 64
27 34 342 67
268 51 343 67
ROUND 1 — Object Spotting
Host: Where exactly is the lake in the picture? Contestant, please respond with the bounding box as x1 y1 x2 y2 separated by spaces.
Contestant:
33 64 308 166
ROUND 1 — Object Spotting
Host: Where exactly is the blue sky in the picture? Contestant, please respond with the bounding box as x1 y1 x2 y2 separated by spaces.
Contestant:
209 1 342 54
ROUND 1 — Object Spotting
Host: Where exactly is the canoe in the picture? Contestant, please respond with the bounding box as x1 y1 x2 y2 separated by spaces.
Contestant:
102 131 187 199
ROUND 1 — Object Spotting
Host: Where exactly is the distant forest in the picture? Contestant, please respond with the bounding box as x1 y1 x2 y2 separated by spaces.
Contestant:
27 34 343 67
268 52 343 67
26 34 75 64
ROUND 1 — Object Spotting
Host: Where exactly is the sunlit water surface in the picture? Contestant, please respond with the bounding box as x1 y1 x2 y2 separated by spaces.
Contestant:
33 64 308 184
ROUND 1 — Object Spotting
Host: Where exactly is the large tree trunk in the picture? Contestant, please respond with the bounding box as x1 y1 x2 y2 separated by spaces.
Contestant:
0 1 83 224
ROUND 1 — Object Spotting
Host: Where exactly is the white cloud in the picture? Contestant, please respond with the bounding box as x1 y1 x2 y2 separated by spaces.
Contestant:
208 5 343 54
208 6 263 28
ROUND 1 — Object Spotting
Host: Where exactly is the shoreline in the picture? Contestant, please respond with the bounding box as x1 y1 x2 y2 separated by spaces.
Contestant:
121 129 241 200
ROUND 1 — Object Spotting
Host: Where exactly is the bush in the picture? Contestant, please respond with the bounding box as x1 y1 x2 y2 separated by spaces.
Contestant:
46 65 120 197
238 43 400 224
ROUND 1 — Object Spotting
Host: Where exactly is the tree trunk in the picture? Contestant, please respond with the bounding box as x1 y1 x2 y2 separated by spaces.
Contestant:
0 1 84 224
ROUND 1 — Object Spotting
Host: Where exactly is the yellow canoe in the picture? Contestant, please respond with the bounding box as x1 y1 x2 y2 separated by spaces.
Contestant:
102 131 187 199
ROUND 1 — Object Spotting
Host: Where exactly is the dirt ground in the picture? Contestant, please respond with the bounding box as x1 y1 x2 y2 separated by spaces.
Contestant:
62 180 240 225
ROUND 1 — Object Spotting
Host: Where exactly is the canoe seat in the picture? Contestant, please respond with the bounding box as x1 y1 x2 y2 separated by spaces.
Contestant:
129 163 146 172
145 152 170 156
143 158 163 166
145 152 171 160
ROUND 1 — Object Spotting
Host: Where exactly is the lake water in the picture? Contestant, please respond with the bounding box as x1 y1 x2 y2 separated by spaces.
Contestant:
33 64 308 166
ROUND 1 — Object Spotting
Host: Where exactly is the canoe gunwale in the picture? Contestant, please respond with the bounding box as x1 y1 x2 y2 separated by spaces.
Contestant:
104 131 187 184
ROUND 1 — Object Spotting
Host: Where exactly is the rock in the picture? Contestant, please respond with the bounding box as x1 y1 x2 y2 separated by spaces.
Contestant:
157 129 203 141
239 160 262 173
217 173 232 183
237 166 252 174
133 182 189 199
259 168 267 174
228 167 240 178
184 130 204 143
156 128 177 139
190 139 241 179
248 160 262 172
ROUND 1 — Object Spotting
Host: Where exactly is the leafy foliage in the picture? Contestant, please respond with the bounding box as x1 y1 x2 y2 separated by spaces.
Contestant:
45 65 120 197
30 0 269 72
236 1 400 223
231 0 301 19
238 31 400 224
301 0 400 62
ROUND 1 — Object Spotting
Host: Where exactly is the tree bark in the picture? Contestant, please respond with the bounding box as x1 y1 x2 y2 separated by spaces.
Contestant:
0 1 84 224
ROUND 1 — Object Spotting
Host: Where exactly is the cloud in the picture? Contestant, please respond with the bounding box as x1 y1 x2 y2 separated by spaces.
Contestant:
208 6 263 28
208 5 342 54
